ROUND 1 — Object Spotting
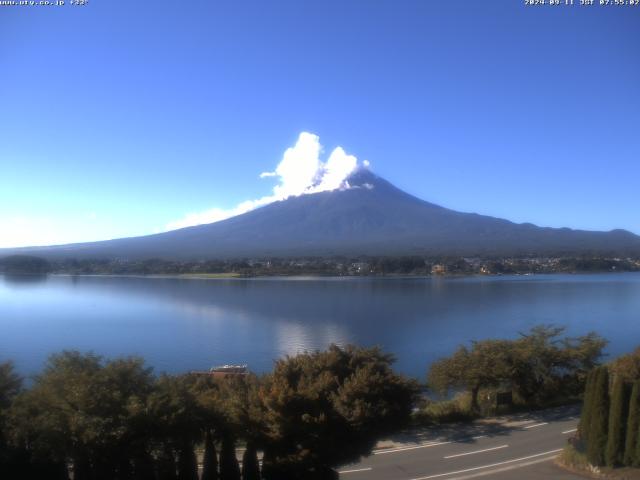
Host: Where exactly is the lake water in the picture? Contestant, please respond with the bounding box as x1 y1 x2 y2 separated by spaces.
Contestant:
1 273 639 379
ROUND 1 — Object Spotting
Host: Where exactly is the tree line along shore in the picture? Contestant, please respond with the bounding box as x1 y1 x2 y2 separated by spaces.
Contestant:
1 254 639 277
2 325 629 480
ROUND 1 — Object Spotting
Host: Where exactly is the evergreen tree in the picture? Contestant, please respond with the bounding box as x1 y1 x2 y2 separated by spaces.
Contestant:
116 456 134 480
261 345 418 478
579 368 597 446
606 375 629 467
201 430 219 480
241 442 260 480
73 456 92 480
260 448 276 480
27 459 70 480
587 366 610 466
219 435 241 480
148 375 205 480
131 451 156 480
0 362 27 480
156 446 178 480
636 421 640 467
177 442 198 480
623 381 640 467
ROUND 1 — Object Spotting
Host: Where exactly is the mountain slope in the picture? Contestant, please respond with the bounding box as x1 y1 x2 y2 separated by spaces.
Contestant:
3 169 640 259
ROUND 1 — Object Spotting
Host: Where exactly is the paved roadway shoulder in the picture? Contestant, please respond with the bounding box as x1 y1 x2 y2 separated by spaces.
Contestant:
339 405 584 480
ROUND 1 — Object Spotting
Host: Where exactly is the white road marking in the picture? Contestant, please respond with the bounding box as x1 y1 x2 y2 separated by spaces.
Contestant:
374 435 489 456
523 422 548 429
410 448 564 480
440 455 561 480
444 444 508 459
374 440 453 455
562 428 578 434
338 467 373 474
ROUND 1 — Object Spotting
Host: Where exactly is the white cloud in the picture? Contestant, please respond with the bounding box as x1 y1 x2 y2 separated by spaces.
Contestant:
312 147 357 192
267 131 323 198
165 198 271 231
165 132 366 231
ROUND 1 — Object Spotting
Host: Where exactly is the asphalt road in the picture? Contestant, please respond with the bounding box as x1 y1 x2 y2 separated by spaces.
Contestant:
338 405 585 480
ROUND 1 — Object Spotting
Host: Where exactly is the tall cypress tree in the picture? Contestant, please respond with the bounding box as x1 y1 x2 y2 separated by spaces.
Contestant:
73 455 92 480
241 442 261 480
606 376 629 467
579 369 597 447
260 448 276 480
177 443 198 480
219 435 241 480
28 459 70 480
635 419 640 467
201 430 219 480
587 366 610 466
624 381 640 467
132 451 156 480
156 445 178 480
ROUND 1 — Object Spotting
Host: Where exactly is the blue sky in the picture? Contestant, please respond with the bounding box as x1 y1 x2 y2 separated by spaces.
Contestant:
1 0 639 247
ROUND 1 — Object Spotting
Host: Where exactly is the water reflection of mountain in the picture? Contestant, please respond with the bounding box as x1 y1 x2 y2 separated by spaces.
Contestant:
2 273 49 285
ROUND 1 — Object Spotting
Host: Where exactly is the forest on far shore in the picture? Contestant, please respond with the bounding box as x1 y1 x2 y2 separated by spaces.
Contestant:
1 254 638 277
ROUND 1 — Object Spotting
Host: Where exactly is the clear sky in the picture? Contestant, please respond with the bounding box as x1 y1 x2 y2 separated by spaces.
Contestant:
1 0 639 248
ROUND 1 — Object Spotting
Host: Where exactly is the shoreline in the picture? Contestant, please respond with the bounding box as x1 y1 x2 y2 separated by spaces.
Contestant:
3 270 638 282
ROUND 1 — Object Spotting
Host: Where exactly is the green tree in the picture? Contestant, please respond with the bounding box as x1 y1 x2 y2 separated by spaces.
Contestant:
260 345 418 479
96 357 157 479
428 326 606 413
606 375 630 466
156 445 178 480
25 352 154 479
623 381 640 466
148 375 204 480
510 327 606 405
213 374 265 480
0 361 28 480
610 348 640 384
578 369 597 447
132 451 156 480
219 434 241 480
241 442 260 480
636 419 640 468
10 352 102 479
177 445 198 480
587 366 610 466
8 352 156 480
201 430 219 480
429 340 513 413
0 361 21 411
0 255 50 275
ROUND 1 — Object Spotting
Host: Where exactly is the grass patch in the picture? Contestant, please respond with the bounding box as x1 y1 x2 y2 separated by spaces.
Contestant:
412 388 582 427
179 272 243 279
557 445 640 479
559 444 590 470
413 393 476 425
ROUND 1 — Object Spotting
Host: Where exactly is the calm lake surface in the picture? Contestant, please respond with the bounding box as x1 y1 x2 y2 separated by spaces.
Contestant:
1 273 639 379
